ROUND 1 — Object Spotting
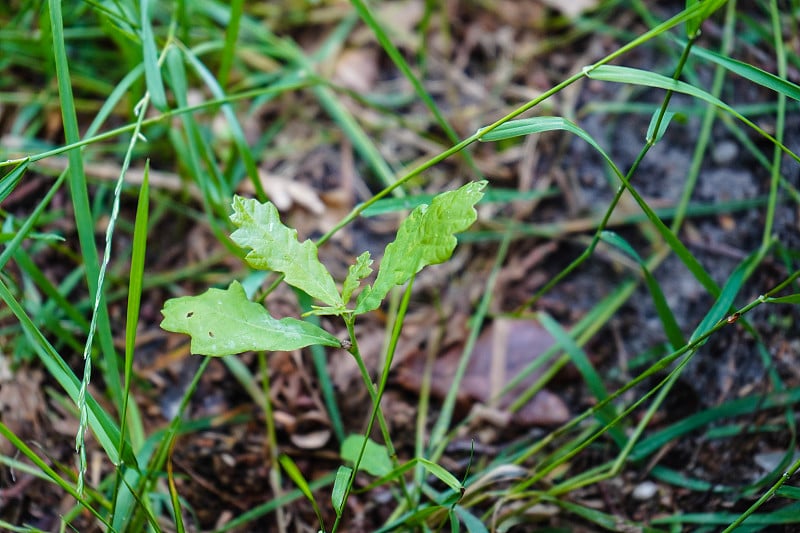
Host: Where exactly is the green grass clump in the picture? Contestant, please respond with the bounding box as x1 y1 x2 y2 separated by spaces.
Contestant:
0 0 799 531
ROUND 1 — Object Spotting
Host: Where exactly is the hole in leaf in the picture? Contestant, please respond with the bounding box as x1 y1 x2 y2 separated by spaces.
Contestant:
208 331 214 337
186 312 194 318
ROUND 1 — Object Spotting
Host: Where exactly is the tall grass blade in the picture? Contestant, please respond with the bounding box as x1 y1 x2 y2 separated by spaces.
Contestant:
140 0 167 110
280 454 326 530
585 64 800 165
687 42 800 101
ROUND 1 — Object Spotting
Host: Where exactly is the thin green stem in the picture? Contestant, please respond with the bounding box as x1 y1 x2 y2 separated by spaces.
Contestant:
671 0 737 233
519 30 700 310
761 0 787 246
332 280 416 533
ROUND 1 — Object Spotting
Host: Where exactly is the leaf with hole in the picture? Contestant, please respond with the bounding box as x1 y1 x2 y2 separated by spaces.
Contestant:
160 281 340 356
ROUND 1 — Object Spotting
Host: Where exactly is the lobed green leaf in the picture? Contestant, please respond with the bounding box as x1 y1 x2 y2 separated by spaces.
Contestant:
160 281 340 356
342 251 373 305
356 180 486 313
230 196 343 307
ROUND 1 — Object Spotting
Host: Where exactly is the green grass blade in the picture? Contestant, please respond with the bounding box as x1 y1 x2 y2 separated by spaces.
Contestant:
360 187 558 217
761 0 787 249
417 457 463 494
297 290 346 442
629 387 800 462
167 446 186 533
689 246 766 343
765 294 800 304
217 0 243 87
538 312 623 445
480 115 721 297
686 41 800 101
349 0 478 176
47 0 125 492
332 466 352 517
279 454 326 530
0 170 66 271
111 161 150 522
181 45 266 199
585 64 800 165
684 0 727 38
139 0 167 110
0 422 113 529
600 231 685 349
0 277 136 468
646 109 677 143
0 160 29 204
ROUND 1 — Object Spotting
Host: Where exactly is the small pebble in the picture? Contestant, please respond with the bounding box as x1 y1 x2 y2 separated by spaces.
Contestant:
632 480 659 500
712 140 739 165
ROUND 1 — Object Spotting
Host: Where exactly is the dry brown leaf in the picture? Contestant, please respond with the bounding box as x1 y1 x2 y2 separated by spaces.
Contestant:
289 411 332 449
238 170 325 214
397 318 569 426
0 363 47 456
540 0 598 19
333 47 379 93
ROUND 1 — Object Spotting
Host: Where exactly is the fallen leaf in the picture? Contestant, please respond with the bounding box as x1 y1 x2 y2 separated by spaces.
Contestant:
397 318 569 426
541 0 598 19
333 47 379 93
238 171 326 215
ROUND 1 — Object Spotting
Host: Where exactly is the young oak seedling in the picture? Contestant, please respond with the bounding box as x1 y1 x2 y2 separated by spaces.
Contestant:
160 180 485 530
161 180 486 354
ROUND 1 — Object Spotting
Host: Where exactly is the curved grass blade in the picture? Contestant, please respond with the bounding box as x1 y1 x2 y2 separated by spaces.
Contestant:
140 0 167 110
600 231 685 350
479 115 720 297
584 64 800 165
686 41 800 101
279 454 326 531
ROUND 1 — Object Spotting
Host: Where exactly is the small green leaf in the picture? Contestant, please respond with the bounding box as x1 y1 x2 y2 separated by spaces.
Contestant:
646 110 677 144
356 181 486 313
230 196 343 307
332 466 352 516
342 251 373 304
417 457 463 494
340 435 392 477
160 281 340 356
